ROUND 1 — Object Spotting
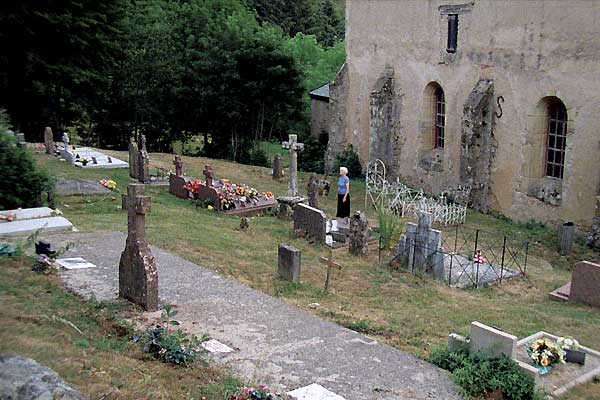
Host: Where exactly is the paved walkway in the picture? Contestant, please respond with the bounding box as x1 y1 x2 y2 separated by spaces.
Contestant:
50 232 461 400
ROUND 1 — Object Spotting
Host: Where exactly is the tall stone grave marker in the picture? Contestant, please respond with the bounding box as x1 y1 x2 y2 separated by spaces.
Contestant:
282 134 304 196
307 173 318 208
44 127 54 154
62 132 70 151
138 135 150 183
129 137 139 179
118 184 158 311
397 211 444 278
272 154 284 180
174 155 183 177
203 164 214 188
349 211 369 256
278 244 301 282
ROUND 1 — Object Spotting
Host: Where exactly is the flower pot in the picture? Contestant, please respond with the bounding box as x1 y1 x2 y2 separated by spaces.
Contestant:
565 349 586 365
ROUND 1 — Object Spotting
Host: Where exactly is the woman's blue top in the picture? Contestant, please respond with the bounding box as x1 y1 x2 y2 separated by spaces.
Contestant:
338 176 349 194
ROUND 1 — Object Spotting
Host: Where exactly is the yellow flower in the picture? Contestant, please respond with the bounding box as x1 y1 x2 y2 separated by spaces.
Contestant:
207 205 214 210
540 357 549 366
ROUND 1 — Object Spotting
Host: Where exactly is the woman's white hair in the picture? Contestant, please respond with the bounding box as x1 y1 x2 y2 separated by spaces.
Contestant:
339 166 348 174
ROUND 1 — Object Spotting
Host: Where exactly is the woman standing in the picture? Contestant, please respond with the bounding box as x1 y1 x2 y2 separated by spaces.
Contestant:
336 166 350 219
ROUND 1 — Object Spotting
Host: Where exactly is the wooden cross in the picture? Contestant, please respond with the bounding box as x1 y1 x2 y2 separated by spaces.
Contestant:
319 250 343 292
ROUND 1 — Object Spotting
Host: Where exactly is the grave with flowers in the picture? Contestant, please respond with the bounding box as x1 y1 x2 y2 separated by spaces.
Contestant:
170 161 277 216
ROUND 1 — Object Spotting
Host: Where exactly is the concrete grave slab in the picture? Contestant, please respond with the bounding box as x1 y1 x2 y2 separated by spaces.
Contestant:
56 257 97 270
1 207 54 220
0 216 74 237
55 179 111 196
469 321 517 359
287 384 345 400
202 339 234 353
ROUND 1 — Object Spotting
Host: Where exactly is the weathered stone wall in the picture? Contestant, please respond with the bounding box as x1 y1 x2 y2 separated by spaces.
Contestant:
325 63 349 173
341 0 600 226
311 98 330 139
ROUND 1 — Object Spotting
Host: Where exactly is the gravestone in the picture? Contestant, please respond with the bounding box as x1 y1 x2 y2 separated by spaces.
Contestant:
551 261 600 308
203 164 214 188
15 132 26 147
469 321 517 359
278 244 301 282
349 211 369 256
272 154 284 180
118 184 158 311
61 132 70 151
55 179 111 196
43 127 54 154
293 203 327 243
307 173 318 208
91 156 98 165
397 211 444 278
174 155 183 177
169 155 192 199
282 134 304 196
558 222 575 255
138 135 150 183
129 137 139 179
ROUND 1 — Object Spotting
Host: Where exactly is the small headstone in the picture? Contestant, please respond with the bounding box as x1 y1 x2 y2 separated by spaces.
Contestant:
15 132 26 147
129 137 139 179
121 193 128 210
118 184 158 311
43 127 54 154
558 222 575 255
469 321 517 359
108 156 112 163
240 217 249 231
272 154 284 180
293 203 327 242
61 132 70 151
201 339 234 353
282 134 304 196
307 173 318 208
278 243 301 282
35 240 52 256
203 164 214 188
91 156 98 164
173 155 183 177
138 135 150 183
447 333 468 353
349 211 369 256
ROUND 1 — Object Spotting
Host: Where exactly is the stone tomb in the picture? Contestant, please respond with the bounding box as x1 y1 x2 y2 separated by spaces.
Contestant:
293 203 327 243
278 244 301 282
60 146 128 169
0 207 74 237
118 184 158 311
550 261 600 308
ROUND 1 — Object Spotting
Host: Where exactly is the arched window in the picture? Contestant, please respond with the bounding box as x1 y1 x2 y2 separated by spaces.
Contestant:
434 87 445 149
545 101 568 179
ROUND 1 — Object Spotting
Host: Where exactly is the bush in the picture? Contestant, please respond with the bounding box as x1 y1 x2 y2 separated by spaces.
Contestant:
429 347 541 400
335 144 363 178
378 202 404 250
0 112 54 210
298 133 326 173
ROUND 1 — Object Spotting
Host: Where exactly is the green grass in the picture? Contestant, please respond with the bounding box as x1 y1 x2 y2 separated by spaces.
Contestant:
0 256 239 399
26 149 600 399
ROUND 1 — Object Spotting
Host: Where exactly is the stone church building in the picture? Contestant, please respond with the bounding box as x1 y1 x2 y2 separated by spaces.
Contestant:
326 0 600 227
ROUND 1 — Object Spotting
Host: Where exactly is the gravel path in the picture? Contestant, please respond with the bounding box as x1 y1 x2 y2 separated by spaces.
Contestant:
49 231 461 400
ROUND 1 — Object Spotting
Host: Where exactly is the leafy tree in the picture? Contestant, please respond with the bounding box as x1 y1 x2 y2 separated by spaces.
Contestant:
0 0 125 140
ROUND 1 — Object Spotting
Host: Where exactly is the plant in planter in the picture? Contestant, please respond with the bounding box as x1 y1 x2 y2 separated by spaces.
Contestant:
527 338 565 374
230 385 288 400
558 336 586 365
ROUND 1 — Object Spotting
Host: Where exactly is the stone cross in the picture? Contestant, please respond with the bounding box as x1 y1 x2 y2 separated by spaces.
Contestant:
396 210 444 279
61 132 70 151
203 164 214 188
319 250 343 291
43 127 54 154
173 155 183 177
118 184 158 311
282 134 304 196
138 135 150 183
129 137 139 179
349 211 369 256
307 173 318 208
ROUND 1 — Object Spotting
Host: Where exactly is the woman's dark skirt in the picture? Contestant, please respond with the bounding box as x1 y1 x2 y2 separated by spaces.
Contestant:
336 193 350 218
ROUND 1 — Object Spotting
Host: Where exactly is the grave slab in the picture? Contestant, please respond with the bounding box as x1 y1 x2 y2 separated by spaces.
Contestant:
288 384 345 400
55 179 111 196
1 207 54 221
0 216 74 237
202 339 234 353
56 257 97 270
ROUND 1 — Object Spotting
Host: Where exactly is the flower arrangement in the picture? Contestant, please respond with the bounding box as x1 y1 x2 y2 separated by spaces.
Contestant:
80 157 90 166
99 178 118 191
526 338 565 373
185 179 205 194
0 211 17 222
230 385 288 400
262 192 274 198
557 336 580 351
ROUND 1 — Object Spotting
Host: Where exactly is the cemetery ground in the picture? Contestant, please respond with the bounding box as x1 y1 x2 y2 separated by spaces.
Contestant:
13 149 600 398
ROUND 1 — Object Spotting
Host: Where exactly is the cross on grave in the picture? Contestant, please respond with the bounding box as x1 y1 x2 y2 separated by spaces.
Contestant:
173 155 183 177
203 164 214 188
282 134 304 196
138 135 150 183
319 250 343 291
62 132 70 151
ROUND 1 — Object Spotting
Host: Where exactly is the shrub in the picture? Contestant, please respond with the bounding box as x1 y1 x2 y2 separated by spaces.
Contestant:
378 202 404 251
0 111 54 210
134 305 205 366
230 385 288 400
429 346 540 400
297 133 326 173
335 144 363 178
